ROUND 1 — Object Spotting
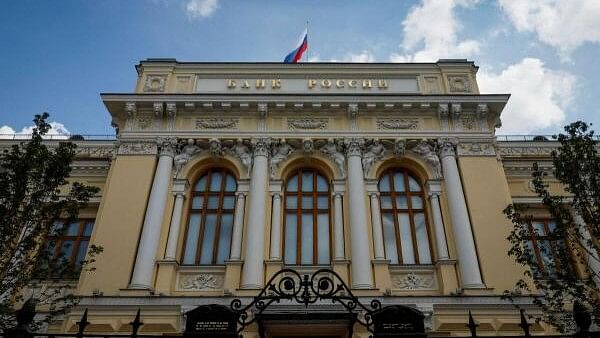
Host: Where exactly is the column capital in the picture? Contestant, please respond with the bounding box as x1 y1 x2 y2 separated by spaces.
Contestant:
344 137 365 157
368 191 380 198
332 191 344 198
425 179 443 197
270 191 282 198
251 137 272 157
235 191 247 198
172 178 189 196
157 137 177 157
438 138 458 159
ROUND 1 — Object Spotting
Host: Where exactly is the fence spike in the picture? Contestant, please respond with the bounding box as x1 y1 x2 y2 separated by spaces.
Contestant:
573 300 591 337
467 311 478 338
76 308 90 338
129 308 144 338
518 309 531 338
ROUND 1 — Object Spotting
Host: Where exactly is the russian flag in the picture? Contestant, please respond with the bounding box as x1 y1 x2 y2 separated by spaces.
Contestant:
284 29 308 63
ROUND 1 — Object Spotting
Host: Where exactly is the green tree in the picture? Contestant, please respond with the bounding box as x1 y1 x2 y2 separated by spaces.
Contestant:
504 121 599 330
0 113 101 331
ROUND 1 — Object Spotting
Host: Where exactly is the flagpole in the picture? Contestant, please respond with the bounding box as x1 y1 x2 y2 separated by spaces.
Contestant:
305 20 309 63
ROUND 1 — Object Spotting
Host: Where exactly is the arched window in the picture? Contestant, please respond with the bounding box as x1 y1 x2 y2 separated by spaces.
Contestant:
182 169 237 265
283 168 331 265
378 169 432 265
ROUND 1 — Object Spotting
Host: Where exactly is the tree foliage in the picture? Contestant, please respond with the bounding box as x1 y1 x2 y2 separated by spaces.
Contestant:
0 113 101 331
504 121 600 330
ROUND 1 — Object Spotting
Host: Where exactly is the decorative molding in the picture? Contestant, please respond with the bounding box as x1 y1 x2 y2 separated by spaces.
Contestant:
134 116 154 130
288 118 328 130
459 113 477 131
227 139 253 176
423 76 441 94
173 139 202 176
143 75 167 93
392 272 435 290
497 144 557 157
195 118 239 130
74 145 116 159
447 75 471 93
117 142 157 156
178 273 223 291
410 141 442 178
376 118 420 130
362 140 385 177
319 140 346 178
270 140 296 178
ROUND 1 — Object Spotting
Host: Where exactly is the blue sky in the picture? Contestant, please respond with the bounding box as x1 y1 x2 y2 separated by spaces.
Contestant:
1 0 599 136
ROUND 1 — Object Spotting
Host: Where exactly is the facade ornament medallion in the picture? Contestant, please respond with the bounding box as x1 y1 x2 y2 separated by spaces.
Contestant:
319 139 346 178
179 273 224 290
348 104 359 131
392 272 435 290
208 138 223 157
438 103 449 131
166 102 176 131
270 139 296 179
459 114 477 131
362 139 385 177
195 118 239 130
143 75 166 93
376 118 420 130
135 116 154 130
411 141 442 178
153 102 164 117
447 75 471 93
302 138 314 154
394 139 406 157
288 118 328 130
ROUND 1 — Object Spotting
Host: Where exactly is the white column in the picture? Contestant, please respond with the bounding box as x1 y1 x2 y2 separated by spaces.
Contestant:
345 139 375 289
130 138 176 289
333 192 345 260
426 181 450 260
369 192 385 260
240 138 270 289
440 141 484 288
270 192 282 260
164 179 189 260
229 192 246 260
573 213 600 286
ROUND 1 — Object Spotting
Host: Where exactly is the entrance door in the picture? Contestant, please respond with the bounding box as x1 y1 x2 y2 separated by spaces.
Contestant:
258 312 355 338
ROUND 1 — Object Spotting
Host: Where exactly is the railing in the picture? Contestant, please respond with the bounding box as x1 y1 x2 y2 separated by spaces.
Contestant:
496 135 600 142
0 134 116 141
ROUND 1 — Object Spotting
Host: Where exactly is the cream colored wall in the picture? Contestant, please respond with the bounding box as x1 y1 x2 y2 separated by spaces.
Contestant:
458 157 526 291
78 155 156 295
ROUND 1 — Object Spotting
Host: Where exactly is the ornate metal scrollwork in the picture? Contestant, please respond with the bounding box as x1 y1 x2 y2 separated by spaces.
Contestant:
230 268 382 334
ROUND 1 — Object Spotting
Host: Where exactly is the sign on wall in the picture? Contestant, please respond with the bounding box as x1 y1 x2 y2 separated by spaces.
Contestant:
371 305 426 338
184 304 239 338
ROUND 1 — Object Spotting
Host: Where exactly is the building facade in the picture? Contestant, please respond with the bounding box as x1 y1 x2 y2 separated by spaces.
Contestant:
6 59 587 336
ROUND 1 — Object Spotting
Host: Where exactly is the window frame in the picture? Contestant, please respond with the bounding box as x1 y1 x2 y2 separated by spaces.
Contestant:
181 168 237 266
378 168 433 265
283 168 332 266
527 219 570 276
45 219 94 278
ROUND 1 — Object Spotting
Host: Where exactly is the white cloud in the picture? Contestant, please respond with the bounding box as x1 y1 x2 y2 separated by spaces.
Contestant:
498 0 600 61
390 0 480 62
478 58 576 134
347 51 376 63
186 0 218 19
0 122 71 140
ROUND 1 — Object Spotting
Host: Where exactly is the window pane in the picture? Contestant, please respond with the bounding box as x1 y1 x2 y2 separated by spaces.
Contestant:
301 214 313 264
380 196 393 209
411 196 423 209
66 222 80 236
414 213 431 264
223 196 235 210
287 175 298 192
379 174 391 192
183 214 201 264
83 221 94 236
316 175 328 192
302 172 313 192
547 221 557 233
317 214 330 264
59 240 74 263
302 196 313 209
393 173 405 192
216 214 234 264
382 213 398 264
408 176 421 192
207 196 219 209
395 196 408 209
539 240 556 275
284 214 297 264
532 222 546 236
209 173 222 191
286 196 297 209
398 214 415 264
317 196 328 209
75 240 89 268
526 240 541 275
192 196 204 209
225 175 237 192
199 214 218 264
195 176 207 191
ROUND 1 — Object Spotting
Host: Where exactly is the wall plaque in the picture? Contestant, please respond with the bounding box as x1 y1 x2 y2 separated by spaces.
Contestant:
184 304 239 338
372 305 426 338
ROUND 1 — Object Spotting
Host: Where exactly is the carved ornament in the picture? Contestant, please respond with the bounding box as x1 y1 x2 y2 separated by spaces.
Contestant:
288 118 328 130
179 273 223 291
376 118 420 130
195 118 239 130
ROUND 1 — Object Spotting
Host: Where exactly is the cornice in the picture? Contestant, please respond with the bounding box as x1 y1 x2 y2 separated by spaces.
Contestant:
0 140 116 159
496 141 558 157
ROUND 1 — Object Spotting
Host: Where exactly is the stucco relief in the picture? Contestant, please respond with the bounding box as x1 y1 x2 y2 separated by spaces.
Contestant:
195 118 239 130
362 140 385 177
423 76 441 94
173 139 202 176
287 118 328 130
376 118 420 130
459 114 477 131
179 273 223 291
135 116 155 130
143 75 166 93
226 139 253 176
74 145 116 159
457 142 497 157
319 139 346 178
270 140 296 179
117 142 157 156
410 141 442 178
392 273 435 290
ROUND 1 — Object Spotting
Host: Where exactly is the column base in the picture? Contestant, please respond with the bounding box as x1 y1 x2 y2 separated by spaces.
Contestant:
436 259 459 295
224 259 244 294
265 259 283 283
119 286 154 296
372 259 392 294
